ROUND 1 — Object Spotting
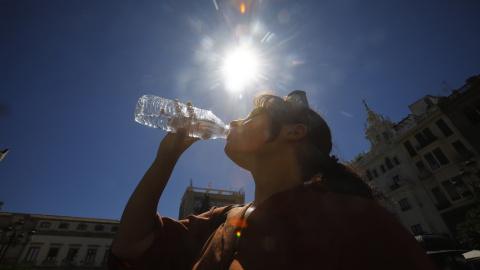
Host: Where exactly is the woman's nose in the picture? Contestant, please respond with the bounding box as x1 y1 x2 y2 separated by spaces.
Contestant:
229 119 243 127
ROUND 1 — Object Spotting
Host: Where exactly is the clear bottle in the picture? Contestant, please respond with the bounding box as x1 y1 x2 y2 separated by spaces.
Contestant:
134 95 230 139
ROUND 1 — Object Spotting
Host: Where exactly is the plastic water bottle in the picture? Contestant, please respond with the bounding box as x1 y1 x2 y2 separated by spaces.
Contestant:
134 95 230 139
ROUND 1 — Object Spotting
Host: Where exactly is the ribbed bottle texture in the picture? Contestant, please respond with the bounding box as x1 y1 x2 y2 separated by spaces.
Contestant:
135 95 229 139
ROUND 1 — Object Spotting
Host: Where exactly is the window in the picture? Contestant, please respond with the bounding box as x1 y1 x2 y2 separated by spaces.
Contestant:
25 247 40 262
415 161 431 179
94 225 105 231
392 175 400 184
77 224 87 230
411 224 424 235
39 222 51 228
424 153 440 170
393 156 400 165
422 128 437 141
385 158 394 169
414 133 428 147
442 180 461 201
366 170 373 181
435 119 453 137
103 249 110 262
391 175 401 190
404 141 417 157
452 140 474 161
399 198 412 211
433 148 449 165
58 223 69 229
380 165 386 173
84 249 97 263
450 177 472 198
111 226 118 232
372 169 378 177
415 128 437 148
66 248 79 262
45 248 59 262
463 107 480 124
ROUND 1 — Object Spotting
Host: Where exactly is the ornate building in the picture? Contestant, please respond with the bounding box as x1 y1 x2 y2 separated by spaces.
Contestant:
354 101 451 236
0 212 118 269
353 74 480 236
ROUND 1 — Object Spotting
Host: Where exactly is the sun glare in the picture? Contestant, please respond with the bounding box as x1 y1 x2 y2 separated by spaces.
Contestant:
223 48 259 92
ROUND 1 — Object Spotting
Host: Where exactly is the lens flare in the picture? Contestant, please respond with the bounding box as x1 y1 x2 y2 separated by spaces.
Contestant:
229 217 248 228
223 47 259 92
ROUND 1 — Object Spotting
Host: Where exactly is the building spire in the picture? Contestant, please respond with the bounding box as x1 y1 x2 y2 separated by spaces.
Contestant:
362 99 372 113
0 149 10 163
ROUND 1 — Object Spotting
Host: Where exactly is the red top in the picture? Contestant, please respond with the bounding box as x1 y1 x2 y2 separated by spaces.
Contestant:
109 184 437 270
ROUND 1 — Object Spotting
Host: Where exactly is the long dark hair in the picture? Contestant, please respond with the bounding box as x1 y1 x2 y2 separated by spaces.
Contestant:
254 92 374 201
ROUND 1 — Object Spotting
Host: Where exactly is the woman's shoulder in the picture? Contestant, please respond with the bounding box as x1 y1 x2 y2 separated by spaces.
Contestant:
302 186 394 221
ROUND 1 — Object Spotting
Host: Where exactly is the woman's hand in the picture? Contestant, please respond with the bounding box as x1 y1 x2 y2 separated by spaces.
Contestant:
155 100 200 161
156 128 200 161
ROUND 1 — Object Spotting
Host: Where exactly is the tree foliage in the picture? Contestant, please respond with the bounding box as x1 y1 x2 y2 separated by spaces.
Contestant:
456 204 480 249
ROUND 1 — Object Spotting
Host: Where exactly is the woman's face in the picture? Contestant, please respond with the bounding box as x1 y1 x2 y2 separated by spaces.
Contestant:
224 108 272 168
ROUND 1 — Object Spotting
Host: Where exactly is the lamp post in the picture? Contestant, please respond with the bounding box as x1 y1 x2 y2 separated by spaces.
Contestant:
0 220 35 265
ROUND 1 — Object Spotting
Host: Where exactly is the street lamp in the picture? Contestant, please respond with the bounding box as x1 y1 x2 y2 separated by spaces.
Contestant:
0 220 35 264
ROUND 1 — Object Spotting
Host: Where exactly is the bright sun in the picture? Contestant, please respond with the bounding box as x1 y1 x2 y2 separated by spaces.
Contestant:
222 47 259 92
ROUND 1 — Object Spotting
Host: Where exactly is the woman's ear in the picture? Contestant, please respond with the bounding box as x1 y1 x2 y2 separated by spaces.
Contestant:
284 124 308 141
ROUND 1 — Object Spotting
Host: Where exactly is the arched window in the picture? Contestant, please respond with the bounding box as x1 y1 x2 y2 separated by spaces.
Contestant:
58 223 69 229
77 224 88 230
383 132 389 141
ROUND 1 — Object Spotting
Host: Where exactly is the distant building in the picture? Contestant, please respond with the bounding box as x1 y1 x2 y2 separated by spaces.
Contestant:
354 101 451 236
0 212 118 269
178 185 245 220
352 74 480 237
438 75 480 153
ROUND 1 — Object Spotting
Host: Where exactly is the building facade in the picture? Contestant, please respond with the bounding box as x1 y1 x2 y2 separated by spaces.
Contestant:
354 102 451 236
352 74 480 237
0 212 119 269
178 185 245 220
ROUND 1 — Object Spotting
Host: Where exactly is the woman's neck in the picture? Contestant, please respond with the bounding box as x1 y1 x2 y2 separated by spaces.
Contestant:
251 158 304 207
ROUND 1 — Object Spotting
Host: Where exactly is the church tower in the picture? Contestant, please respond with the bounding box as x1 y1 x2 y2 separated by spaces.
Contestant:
363 100 395 152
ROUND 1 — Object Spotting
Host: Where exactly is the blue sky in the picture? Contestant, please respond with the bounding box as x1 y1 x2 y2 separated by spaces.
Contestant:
1 0 479 220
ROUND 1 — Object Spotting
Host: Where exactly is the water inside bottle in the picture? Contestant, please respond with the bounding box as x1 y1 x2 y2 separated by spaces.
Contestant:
192 120 230 139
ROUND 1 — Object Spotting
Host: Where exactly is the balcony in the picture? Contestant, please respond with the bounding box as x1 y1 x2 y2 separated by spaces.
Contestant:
19 260 36 266
42 260 58 266
419 171 432 180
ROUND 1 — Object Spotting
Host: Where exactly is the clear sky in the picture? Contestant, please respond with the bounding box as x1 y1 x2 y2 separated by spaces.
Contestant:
1 0 479 221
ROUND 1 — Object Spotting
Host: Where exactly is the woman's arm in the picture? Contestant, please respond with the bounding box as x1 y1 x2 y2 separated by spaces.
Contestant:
111 129 199 263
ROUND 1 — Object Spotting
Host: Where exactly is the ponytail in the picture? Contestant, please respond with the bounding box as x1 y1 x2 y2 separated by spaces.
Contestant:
319 161 374 201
